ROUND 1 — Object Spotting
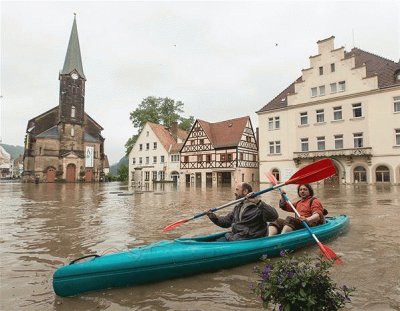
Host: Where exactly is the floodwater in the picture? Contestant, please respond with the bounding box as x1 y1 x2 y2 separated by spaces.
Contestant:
0 181 399 311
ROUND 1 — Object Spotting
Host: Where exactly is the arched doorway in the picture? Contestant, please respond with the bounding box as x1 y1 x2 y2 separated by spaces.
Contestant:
375 165 390 183
354 166 367 183
324 161 339 185
170 171 179 183
66 164 76 183
85 169 93 182
46 167 56 183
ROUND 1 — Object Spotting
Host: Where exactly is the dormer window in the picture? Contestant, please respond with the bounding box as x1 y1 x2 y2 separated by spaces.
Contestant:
71 106 76 118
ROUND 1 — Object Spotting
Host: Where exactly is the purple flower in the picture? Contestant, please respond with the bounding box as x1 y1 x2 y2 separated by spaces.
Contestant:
261 264 272 280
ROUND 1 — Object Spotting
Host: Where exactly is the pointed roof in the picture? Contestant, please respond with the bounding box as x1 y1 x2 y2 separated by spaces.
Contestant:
197 116 250 148
257 47 400 113
61 14 86 79
147 122 188 151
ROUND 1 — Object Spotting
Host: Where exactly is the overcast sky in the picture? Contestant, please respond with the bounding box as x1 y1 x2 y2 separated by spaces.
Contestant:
1 1 399 164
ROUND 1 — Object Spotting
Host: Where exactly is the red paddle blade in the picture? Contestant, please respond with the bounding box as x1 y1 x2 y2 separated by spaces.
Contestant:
318 242 343 264
266 171 278 185
287 158 336 185
162 218 189 233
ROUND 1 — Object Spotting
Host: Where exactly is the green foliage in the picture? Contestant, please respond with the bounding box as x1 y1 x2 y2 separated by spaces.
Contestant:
252 251 354 311
0 143 24 159
126 96 194 155
117 164 129 182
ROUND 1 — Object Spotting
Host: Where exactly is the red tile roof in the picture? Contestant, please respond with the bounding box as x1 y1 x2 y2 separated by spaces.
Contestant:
197 116 250 148
148 122 188 152
258 48 400 113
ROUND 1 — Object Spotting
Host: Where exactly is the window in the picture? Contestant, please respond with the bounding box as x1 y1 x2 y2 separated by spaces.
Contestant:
353 133 363 148
227 153 233 161
132 158 136 165
239 153 243 161
160 156 165 163
311 87 317 97
220 154 226 161
301 138 309 152
275 117 280 129
184 156 189 163
331 63 335 72
139 144 143 151
334 134 343 149
191 140 196 145
354 166 367 183
316 109 325 123
199 139 204 145
153 142 157 149
145 171 150 181
268 117 280 130
394 96 400 112
206 154 211 162
146 131 149 137
376 165 390 182
395 129 400 145
152 171 157 181
269 141 281 154
139 157 142 164
145 157 149 165
333 106 342 120
352 103 362 118
246 136 252 142
146 143 149 150
300 112 308 125
330 83 337 93
319 66 323 75
153 156 157 164
71 127 74 137
272 168 280 182
338 81 346 92
171 154 180 162
197 154 203 162
319 85 325 96
317 136 325 151
71 106 76 118
159 171 165 180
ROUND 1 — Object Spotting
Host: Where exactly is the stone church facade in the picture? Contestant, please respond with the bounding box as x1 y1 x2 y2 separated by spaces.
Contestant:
23 16 107 183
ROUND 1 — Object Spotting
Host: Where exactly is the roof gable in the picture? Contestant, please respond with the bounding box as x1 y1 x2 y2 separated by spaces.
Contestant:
196 116 250 149
258 43 400 113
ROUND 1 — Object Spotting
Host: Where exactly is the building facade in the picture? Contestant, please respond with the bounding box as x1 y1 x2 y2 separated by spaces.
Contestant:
23 16 107 183
257 36 400 184
128 122 188 189
180 116 259 187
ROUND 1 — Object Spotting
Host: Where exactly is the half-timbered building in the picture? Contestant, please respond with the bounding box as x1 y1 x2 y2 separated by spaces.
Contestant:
180 116 259 186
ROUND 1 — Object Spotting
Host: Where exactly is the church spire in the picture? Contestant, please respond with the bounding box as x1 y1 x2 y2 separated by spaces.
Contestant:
61 14 86 79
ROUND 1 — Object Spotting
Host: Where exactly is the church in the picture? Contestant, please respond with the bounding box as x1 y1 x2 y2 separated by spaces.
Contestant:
23 16 108 183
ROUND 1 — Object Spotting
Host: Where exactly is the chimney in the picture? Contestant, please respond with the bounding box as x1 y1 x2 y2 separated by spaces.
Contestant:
171 122 178 141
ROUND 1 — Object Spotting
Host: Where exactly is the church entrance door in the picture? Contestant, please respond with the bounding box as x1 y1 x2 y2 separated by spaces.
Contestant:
66 164 76 183
85 169 93 182
46 167 56 183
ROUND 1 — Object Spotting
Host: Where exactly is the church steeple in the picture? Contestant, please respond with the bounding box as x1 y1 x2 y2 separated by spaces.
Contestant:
61 14 85 79
59 14 86 126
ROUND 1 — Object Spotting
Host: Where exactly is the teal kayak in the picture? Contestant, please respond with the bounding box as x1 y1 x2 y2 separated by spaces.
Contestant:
53 215 349 297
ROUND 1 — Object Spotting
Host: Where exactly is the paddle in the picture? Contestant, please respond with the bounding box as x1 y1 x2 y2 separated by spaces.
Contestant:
162 158 336 233
265 171 342 264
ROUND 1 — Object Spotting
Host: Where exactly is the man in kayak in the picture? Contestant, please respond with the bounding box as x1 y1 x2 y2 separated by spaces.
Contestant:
206 182 278 241
268 184 325 236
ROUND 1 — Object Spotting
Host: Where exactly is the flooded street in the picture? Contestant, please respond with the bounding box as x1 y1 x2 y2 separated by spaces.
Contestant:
1 182 399 310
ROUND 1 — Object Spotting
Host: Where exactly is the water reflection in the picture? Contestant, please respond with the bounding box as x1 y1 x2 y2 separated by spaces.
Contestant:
0 182 399 310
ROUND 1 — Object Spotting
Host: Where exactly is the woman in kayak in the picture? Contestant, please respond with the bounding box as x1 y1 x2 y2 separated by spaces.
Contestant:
206 182 278 241
268 184 325 236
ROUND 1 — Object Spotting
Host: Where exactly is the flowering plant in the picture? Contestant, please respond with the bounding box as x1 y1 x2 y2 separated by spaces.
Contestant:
252 250 354 311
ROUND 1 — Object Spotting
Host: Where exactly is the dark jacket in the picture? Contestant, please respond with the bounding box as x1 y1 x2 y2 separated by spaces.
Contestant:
208 200 278 241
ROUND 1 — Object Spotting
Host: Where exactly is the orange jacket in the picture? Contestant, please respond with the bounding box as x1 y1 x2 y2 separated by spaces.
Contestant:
280 196 324 225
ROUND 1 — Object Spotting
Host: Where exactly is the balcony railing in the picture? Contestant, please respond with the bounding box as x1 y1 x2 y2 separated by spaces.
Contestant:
293 147 372 165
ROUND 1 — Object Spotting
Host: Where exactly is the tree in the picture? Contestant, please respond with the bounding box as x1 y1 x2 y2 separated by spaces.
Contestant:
117 164 129 182
126 96 194 155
